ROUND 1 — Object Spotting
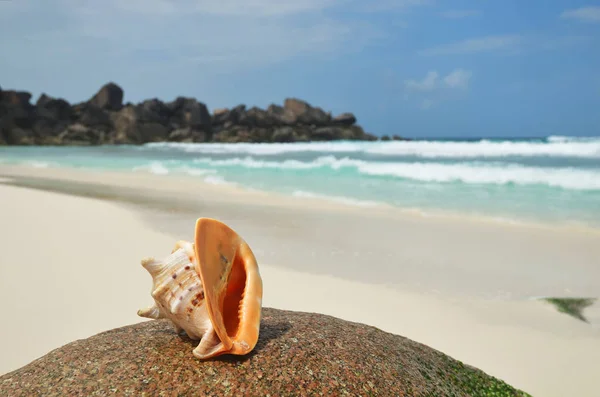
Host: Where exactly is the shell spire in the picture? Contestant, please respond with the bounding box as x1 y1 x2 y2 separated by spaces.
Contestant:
140 257 167 277
138 217 263 360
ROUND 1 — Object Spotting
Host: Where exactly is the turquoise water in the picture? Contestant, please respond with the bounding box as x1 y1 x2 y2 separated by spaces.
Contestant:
1 136 600 227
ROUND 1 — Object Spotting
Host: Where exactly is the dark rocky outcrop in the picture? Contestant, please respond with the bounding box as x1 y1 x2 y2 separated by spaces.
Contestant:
0 308 530 397
381 134 410 141
87 82 124 111
0 83 390 145
332 112 357 125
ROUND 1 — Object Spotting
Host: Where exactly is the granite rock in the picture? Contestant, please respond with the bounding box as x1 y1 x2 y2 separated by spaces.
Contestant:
0 308 530 397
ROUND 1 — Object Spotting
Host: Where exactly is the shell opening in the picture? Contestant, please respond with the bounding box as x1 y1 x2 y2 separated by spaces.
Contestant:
222 252 247 338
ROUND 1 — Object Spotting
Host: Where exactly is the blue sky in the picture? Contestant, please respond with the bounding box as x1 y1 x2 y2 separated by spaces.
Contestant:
1 0 599 138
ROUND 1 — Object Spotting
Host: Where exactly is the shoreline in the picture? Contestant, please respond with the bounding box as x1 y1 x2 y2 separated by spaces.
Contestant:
2 164 600 301
2 163 599 236
0 173 599 396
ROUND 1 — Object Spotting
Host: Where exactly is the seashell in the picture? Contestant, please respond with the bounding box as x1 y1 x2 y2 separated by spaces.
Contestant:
137 217 263 360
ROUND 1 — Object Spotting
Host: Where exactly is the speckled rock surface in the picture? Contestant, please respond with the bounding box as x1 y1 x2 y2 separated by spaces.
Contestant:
0 308 530 397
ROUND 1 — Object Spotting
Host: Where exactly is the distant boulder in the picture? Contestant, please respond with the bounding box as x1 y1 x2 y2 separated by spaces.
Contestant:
75 104 113 131
0 89 35 144
137 98 172 125
1 90 32 108
284 98 331 126
35 94 72 121
57 123 104 145
111 106 169 144
238 107 277 127
168 97 212 140
272 126 298 142
88 82 124 111
332 112 356 126
212 105 246 126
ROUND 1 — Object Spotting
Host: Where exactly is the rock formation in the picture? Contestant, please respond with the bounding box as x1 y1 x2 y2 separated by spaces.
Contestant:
0 308 530 396
0 83 383 145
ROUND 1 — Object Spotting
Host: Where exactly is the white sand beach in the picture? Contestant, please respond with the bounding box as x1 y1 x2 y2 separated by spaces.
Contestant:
1 166 599 397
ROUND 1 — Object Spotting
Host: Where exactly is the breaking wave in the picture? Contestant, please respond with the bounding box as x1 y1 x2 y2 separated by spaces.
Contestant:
145 137 600 159
188 156 600 191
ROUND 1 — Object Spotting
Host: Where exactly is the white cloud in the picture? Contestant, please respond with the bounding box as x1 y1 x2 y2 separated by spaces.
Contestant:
405 69 472 92
418 35 522 56
404 69 472 109
404 71 439 91
443 69 472 89
440 10 481 19
560 6 600 22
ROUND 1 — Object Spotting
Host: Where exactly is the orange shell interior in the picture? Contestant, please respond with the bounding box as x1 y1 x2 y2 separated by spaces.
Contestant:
194 217 263 358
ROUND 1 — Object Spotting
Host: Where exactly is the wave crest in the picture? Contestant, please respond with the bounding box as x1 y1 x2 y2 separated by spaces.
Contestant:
145 138 600 159
147 156 600 191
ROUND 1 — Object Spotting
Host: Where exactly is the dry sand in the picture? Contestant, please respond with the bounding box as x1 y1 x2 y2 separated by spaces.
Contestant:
1 166 599 397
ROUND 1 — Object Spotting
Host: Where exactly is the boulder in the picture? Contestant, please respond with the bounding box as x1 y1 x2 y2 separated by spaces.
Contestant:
1 90 32 108
138 122 170 143
168 97 211 130
266 104 295 125
346 125 370 140
88 82 124 111
1 127 34 145
364 133 378 141
57 123 104 145
72 104 113 131
111 107 168 144
215 124 268 143
332 112 356 125
311 126 342 141
0 308 530 397
0 90 35 125
212 105 246 125
111 105 140 144
168 127 194 142
136 99 172 125
272 126 298 142
168 127 208 143
0 90 35 144
238 107 277 127
283 98 331 125
248 127 272 142
35 94 72 121
33 94 73 140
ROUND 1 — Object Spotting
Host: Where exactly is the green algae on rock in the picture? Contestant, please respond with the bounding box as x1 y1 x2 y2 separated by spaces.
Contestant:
0 308 531 397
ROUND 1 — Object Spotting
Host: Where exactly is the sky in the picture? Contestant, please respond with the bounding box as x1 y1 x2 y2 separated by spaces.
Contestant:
1 0 599 138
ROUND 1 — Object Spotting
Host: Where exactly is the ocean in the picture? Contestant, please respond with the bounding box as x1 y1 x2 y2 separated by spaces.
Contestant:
1 136 599 228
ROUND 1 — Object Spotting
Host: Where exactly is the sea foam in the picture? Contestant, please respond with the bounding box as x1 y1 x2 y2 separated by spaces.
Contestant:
146 137 600 159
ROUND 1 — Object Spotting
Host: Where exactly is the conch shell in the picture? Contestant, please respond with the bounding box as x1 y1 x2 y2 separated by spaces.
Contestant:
137 217 263 360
